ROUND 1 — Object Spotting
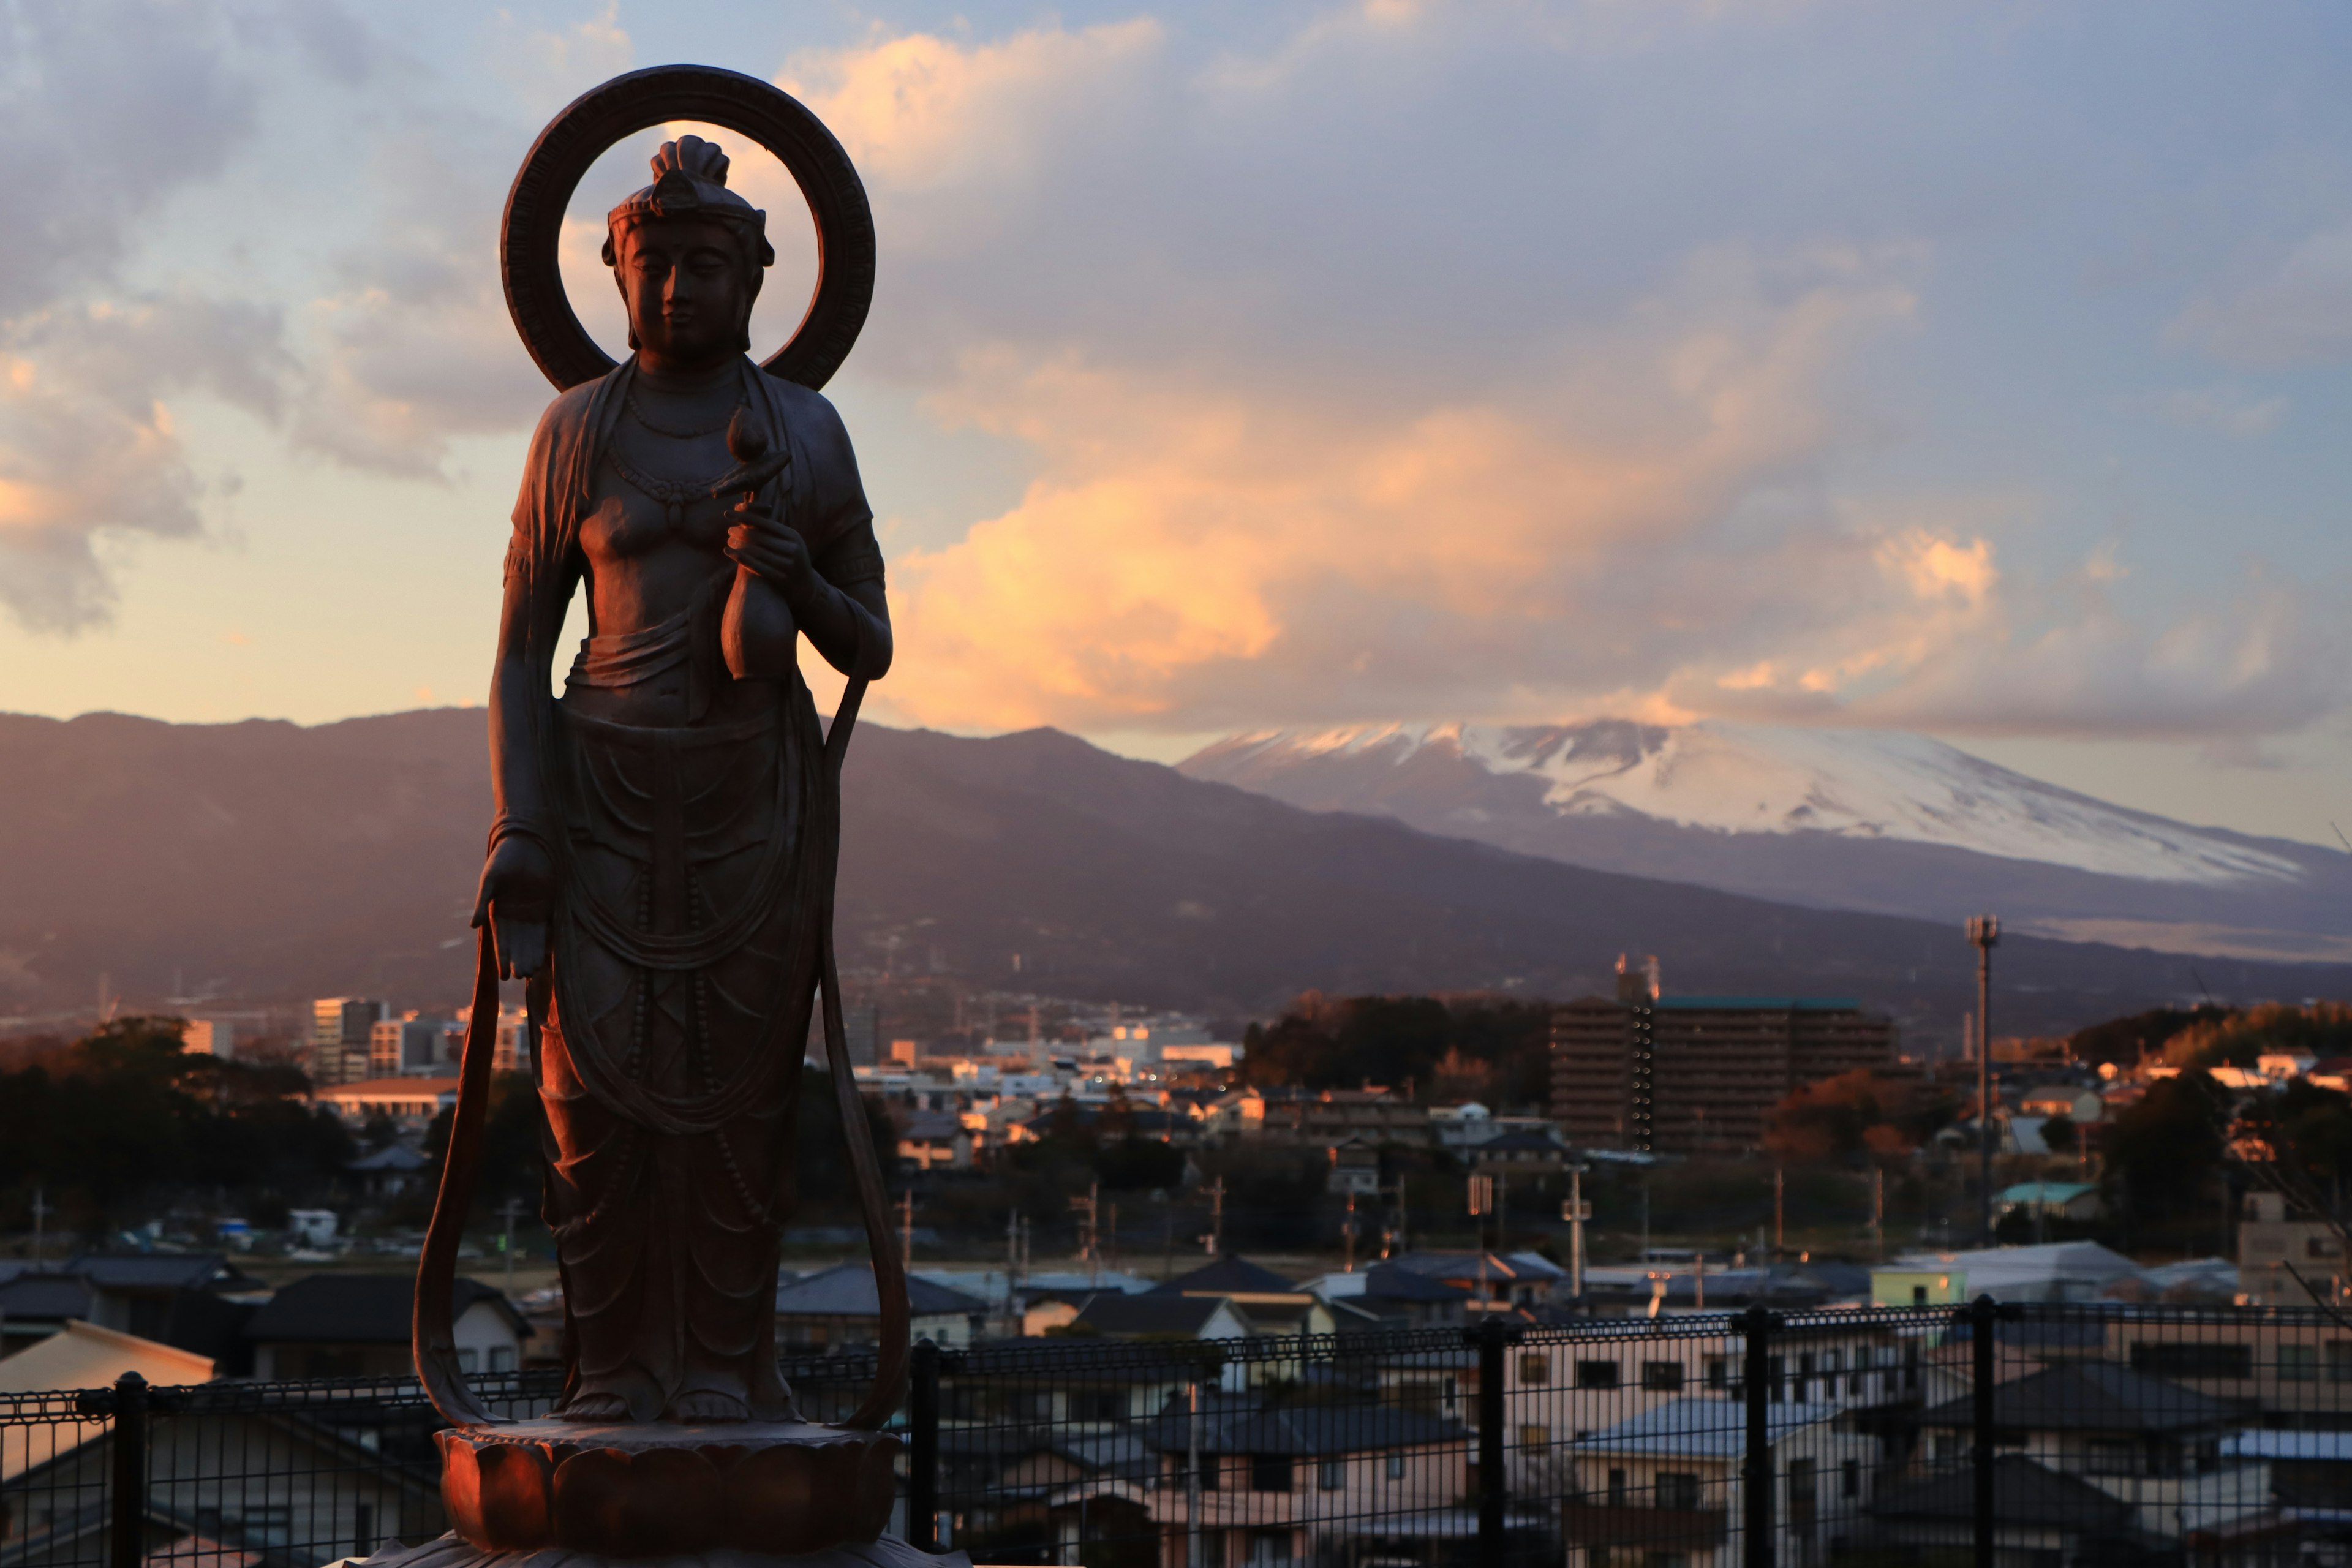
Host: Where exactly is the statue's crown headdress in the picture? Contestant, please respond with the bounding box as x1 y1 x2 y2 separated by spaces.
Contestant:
602 135 775 268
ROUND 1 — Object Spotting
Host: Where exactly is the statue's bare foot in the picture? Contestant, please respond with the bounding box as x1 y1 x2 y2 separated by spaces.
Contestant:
662 1389 751 1423
557 1392 632 1422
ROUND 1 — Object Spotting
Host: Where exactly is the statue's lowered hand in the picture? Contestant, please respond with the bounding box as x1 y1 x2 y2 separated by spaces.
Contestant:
473 834 553 979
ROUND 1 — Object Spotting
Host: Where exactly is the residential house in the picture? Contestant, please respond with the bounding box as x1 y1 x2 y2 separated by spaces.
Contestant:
774 1264 990 1352
1136 1391 1525 1568
897 1109 976 1172
1264 1089 1434 1150
1155 1258 1336 1338
1386 1252 1559 1313
1071 1293 1255 1343
1471 1127 1574 1175
1865 1453 2148 1568
2237 1190 2346 1308
345 1144 431 1199
1564 1398 1879 1568
1326 1137 1380 1196
0 1256 256 1366
245 1275 526 1380
1 1387 447 1568
2016 1087 2105 1126
1913 1361 2269 1541
1302 1264 1474 1330
1996 1182 2104 1224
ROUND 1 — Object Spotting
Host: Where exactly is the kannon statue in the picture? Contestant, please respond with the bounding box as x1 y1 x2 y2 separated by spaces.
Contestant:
467 133 889 1425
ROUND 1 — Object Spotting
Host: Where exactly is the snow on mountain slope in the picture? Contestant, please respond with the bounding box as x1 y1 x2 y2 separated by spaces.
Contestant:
1188 720 2305 888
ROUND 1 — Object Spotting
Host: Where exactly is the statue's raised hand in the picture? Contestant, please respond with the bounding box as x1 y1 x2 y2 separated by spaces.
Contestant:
724 503 817 608
472 833 554 979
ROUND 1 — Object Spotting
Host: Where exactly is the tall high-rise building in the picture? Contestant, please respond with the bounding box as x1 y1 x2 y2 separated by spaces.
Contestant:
311 997 388 1087
1550 959 1896 1155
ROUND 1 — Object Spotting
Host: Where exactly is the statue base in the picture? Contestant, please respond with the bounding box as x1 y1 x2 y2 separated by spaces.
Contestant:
431 1420 903 1559
358 1531 967 1568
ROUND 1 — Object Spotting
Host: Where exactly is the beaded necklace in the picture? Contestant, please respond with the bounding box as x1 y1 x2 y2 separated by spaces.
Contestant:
627 387 741 440
606 445 735 528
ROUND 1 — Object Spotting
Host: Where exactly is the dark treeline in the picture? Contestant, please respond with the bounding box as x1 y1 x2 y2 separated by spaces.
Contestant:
1240 993 1553 1106
0 1017 353 1235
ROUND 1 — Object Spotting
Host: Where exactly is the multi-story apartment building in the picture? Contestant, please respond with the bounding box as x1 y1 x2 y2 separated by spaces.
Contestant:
1551 967 1896 1155
309 997 388 1088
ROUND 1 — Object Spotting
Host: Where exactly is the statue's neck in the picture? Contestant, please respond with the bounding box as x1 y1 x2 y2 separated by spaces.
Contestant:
633 356 740 396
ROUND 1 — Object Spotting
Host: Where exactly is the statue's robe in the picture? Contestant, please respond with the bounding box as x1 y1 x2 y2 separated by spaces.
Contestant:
505 355 883 1421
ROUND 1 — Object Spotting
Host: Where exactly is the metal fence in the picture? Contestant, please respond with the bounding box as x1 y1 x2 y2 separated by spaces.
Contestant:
6 1302 2346 1568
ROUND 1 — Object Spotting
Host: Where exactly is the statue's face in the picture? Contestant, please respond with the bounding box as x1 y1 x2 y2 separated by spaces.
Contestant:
611 217 758 367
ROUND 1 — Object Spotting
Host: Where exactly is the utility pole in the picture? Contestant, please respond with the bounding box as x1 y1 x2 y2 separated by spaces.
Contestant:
1639 1171 1651 1262
1872 1166 1886 1262
1563 1166 1590 1302
1069 1183 1099 1283
1379 1179 1408 1259
499 1196 526 1298
1773 1167 1785 1261
900 1190 916 1270
1968 914 2001 1246
1342 1192 1359 1273
1006 1208 1023 1322
31 1184 49 1267
1200 1177 1225 1257
1468 1174 1494 1310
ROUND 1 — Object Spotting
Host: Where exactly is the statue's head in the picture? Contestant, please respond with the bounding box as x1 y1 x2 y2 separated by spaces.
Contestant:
603 135 775 366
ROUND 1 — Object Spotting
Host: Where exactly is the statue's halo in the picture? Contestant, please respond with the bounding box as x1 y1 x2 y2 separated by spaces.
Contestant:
501 64 875 392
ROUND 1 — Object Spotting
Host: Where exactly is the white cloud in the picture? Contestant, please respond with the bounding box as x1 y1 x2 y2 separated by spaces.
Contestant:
747 12 2352 748
292 125 553 477
0 296 292 631
0 0 363 631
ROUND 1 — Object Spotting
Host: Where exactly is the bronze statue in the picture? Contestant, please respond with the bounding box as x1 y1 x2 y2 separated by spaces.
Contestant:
473 130 887 1426
398 66 922 1565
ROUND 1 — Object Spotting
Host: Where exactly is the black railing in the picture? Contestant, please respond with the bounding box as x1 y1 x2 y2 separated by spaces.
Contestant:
4 1301 2339 1568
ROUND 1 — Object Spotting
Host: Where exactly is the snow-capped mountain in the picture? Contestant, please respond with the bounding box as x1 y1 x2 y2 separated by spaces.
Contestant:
1179 721 2351 962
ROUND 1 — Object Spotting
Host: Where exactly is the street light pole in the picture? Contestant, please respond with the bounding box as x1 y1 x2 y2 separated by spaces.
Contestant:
1967 914 2000 1247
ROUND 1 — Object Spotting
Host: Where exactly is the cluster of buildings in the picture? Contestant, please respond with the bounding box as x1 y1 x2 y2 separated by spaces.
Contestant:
785 1248 2346 1568
1550 960 1901 1156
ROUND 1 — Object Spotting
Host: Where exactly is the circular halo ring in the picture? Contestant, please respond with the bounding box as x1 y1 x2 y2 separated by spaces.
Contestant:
500 64 875 393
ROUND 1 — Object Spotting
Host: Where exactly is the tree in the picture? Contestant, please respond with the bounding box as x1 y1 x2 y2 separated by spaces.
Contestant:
0 1016 353 1234
1240 994 1553 1105
1762 1070 1951 1164
2105 1071 2225 1228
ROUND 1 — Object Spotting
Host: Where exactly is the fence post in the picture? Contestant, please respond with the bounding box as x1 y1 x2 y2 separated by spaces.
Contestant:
1741 1306 1774 1568
1185 1379 1204 1568
110 1370 148 1568
908 1338 940 1551
1971 1295 1996 1568
1475 1315 1508 1568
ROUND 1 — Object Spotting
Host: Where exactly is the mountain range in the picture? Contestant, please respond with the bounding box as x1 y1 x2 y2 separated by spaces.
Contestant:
0 707 2343 1050
1180 720 2352 965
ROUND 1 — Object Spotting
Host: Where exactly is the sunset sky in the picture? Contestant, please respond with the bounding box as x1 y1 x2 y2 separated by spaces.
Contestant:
5 1 2352 843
